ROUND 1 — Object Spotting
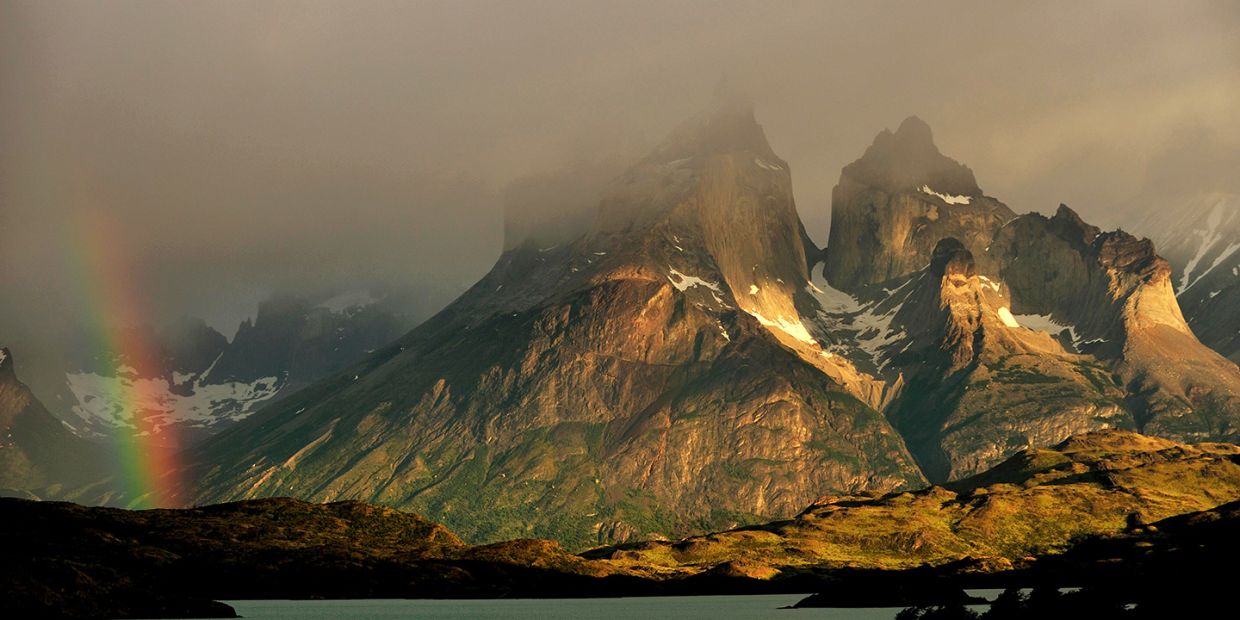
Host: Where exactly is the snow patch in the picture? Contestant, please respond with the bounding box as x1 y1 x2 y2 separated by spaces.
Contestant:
996 306 1021 328
746 309 817 345
978 276 1001 293
1183 242 1240 294
919 185 972 205
749 284 759 295
1179 197 1240 293
807 267 862 314
66 371 283 434
754 158 783 171
667 268 722 293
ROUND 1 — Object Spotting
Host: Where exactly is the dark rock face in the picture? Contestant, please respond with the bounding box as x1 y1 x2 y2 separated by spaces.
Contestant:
209 294 410 389
191 106 926 549
824 117 1014 293
0 348 108 497
0 497 637 619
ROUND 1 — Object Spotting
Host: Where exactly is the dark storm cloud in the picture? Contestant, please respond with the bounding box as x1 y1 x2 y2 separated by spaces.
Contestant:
2 1 1238 341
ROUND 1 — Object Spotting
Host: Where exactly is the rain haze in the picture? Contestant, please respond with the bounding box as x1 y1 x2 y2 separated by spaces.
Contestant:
3 0 1239 357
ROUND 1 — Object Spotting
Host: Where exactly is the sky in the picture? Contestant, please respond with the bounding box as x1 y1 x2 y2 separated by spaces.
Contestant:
2 0 1239 349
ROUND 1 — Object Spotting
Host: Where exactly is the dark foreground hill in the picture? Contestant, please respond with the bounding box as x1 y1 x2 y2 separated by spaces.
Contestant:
6 430 1240 618
0 497 646 619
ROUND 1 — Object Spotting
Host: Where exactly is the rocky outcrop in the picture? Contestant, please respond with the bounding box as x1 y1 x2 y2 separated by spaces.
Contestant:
824 117 1014 294
190 104 925 549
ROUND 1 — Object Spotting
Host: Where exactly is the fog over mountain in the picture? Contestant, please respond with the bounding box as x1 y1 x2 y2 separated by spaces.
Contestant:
2 0 1238 353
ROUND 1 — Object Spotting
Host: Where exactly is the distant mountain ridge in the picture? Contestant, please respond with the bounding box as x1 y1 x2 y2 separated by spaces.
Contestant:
19 287 437 446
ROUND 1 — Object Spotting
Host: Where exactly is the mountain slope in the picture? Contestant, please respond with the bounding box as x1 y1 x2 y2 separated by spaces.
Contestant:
877 238 1133 480
0 347 109 499
190 106 925 548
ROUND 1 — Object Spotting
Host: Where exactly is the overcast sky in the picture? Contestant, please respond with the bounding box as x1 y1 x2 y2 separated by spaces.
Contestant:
2 0 1238 344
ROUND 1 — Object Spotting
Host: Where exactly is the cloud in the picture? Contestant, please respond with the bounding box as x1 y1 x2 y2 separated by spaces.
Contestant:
2 0 1237 344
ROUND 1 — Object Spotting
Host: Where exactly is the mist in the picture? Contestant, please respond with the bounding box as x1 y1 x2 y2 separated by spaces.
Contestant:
3 0 1238 353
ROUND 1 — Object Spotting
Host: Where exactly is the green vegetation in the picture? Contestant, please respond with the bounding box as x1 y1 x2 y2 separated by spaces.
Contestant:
591 431 1240 576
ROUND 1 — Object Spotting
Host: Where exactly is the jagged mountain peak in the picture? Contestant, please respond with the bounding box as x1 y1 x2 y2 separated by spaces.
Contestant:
641 102 777 166
825 117 1012 293
1050 204 1102 245
844 115 980 197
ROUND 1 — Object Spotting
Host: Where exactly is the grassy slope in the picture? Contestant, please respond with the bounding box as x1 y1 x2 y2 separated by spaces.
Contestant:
586 430 1240 576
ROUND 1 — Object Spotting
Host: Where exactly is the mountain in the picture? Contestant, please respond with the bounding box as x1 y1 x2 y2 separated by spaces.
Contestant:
1129 192 1240 364
188 109 1240 548
818 119 1240 481
39 288 432 445
0 347 109 500
190 104 927 548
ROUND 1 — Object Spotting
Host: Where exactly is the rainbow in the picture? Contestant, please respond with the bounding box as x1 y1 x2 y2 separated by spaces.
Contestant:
67 209 184 509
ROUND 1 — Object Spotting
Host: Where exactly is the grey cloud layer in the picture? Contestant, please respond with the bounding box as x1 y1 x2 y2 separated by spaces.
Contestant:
2 0 1238 340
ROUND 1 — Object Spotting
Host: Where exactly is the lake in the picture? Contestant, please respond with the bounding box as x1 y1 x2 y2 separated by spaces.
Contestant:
222 594 935 619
